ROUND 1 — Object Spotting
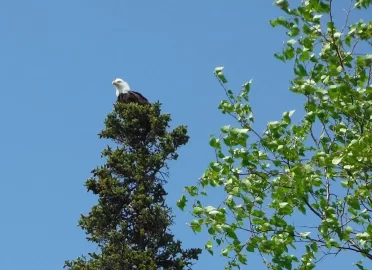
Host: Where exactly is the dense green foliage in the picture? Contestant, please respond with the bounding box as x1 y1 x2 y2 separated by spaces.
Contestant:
65 102 201 269
179 1 372 269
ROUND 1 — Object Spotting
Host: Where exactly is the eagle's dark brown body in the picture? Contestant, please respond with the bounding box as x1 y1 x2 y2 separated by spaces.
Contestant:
117 91 150 105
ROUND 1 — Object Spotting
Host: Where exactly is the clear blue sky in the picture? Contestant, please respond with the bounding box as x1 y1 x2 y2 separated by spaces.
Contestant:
0 1 370 269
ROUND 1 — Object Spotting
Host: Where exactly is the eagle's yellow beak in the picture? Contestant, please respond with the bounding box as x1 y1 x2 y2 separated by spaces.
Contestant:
112 81 117 85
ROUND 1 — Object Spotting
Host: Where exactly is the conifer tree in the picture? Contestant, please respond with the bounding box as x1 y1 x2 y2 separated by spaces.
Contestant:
65 102 201 270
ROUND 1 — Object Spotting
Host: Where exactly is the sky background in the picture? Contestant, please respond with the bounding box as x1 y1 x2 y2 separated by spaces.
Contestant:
0 1 371 269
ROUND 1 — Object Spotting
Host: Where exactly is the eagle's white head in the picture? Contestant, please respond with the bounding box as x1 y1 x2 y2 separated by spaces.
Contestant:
112 78 130 97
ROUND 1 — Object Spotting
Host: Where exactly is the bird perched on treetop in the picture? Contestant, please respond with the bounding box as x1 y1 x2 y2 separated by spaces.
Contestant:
112 78 150 105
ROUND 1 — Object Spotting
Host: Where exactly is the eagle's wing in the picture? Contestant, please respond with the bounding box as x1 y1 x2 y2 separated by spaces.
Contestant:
130 91 150 104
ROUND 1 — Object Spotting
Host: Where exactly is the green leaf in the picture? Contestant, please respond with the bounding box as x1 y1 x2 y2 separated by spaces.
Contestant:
356 232 370 240
221 247 230 256
190 220 202 233
332 156 343 165
177 195 188 211
344 226 353 233
214 67 228 83
192 207 204 215
279 202 289 208
300 232 311 238
205 240 213 255
326 239 340 248
347 197 361 210
209 137 221 149
296 64 308 76
270 17 290 28
300 50 310 61
355 262 367 270
221 125 230 133
185 186 199 196
287 39 297 45
310 242 318 252
274 52 286 62
238 253 247 264
214 66 224 73
208 227 215 235
242 81 252 93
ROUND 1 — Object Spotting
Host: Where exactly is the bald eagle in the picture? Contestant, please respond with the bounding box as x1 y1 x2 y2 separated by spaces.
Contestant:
112 78 150 105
